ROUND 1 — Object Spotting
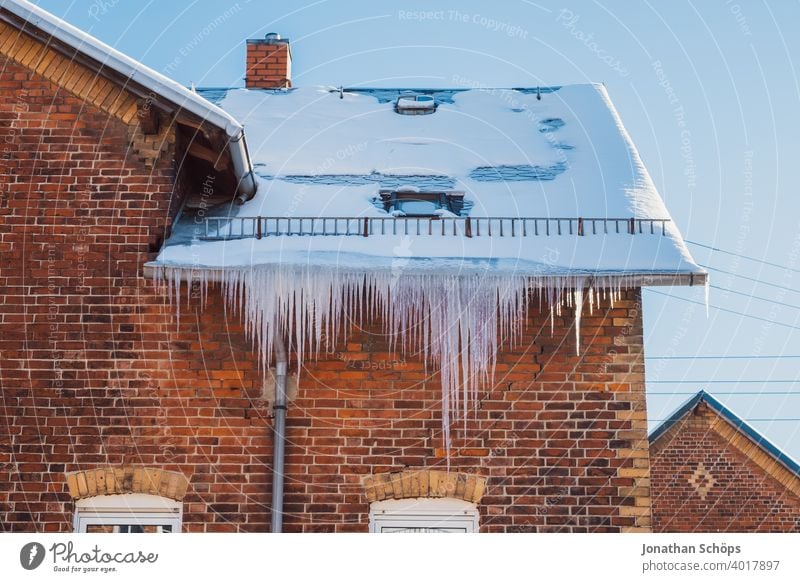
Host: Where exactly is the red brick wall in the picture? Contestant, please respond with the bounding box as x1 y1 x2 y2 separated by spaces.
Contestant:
245 39 291 89
0 57 652 533
0 57 273 532
281 288 651 532
650 409 800 532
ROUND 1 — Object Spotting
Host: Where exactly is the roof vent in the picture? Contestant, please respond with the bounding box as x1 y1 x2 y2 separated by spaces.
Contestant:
395 93 436 115
264 32 282 42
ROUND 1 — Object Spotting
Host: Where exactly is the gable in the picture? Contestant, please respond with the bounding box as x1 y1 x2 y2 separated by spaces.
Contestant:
650 404 800 532
650 397 800 499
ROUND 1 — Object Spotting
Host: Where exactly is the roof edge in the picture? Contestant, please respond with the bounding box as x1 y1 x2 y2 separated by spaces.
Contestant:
1 0 242 137
1 0 257 200
142 264 706 286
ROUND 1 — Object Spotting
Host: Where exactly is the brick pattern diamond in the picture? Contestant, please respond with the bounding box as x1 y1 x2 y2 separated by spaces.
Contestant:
688 462 716 500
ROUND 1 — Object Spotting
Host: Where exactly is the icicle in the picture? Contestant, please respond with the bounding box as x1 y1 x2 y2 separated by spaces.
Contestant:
573 279 585 356
173 267 181 326
704 277 710 318
156 265 635 453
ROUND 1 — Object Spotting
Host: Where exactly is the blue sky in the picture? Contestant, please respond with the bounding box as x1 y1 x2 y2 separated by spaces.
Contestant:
30 0 800 460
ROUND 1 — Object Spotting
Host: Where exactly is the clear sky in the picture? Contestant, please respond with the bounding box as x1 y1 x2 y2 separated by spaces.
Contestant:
30 0 800 460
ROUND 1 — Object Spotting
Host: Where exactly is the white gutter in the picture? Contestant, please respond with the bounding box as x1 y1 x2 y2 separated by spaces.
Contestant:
230 130 258 203
2 0 257 200
142 265 707 288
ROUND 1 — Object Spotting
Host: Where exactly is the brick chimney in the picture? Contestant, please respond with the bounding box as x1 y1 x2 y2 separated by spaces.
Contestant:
246 33 292 89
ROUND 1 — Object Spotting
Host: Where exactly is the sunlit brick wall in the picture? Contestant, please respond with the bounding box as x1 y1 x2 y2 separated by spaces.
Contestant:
0 56 652 533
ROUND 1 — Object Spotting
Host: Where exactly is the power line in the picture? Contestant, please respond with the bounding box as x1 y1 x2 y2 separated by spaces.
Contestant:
700 264 799 294
646 355 800 360
644 289 800 331
687 240 800 274
678 241 800 308
649 380 800 384
648 418 800 423
649 391 800 395
710 284 800 311
735 419 800 422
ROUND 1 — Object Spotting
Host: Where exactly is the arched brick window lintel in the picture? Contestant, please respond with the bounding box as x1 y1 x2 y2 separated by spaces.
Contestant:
363 469 487 504
65 467 189 502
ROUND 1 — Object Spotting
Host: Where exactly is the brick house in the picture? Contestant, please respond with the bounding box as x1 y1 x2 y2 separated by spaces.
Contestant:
1 0 708 533
650 391 800 532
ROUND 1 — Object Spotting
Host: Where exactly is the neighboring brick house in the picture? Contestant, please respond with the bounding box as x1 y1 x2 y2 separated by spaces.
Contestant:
650 391 800 532
1 0 708 533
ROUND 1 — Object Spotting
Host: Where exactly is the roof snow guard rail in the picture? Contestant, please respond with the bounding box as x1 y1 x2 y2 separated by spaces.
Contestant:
201 216 671 241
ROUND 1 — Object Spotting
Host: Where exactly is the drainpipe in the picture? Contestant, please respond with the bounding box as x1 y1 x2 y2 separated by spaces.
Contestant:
229 128 258 205
271 337 289 533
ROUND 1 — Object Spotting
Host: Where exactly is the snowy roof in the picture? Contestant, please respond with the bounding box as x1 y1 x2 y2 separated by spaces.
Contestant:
2 0 242 137
151 84 705 283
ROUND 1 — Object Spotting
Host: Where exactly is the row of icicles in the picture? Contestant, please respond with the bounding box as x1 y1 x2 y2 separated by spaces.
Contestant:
157 266 638 451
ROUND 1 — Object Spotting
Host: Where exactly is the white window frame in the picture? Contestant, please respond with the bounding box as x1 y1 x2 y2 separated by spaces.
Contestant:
369 498 479 533
73 493 182 533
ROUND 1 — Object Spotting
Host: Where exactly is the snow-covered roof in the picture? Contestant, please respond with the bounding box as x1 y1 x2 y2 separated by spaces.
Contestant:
152 84 704 282
2 0 241 137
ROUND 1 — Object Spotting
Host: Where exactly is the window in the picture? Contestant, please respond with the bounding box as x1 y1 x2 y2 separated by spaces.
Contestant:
395 93 436 115
73 494 182 533
369 498 479 533
394 198 439 216
378 189 468 217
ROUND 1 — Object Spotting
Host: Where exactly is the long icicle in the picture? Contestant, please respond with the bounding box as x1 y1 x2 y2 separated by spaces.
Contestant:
161 266 624 452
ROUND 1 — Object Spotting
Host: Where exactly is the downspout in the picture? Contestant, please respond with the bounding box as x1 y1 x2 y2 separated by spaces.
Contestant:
228 127 258 205
271 337 288 533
